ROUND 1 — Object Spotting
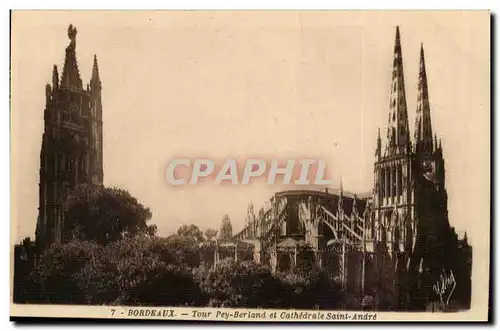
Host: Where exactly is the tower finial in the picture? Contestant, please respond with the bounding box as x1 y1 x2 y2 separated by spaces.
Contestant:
61 24 82 89
67 24 77 49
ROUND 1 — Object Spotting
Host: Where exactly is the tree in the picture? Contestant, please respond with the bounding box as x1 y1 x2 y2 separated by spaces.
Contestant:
147 224 158 237
164 234 201 267
76 235 203 305
200 259 287 308
276 270 343 309
119 263 206 306
64 184 153 245
204 228 218 241
176 224 204 242
31 239 101 304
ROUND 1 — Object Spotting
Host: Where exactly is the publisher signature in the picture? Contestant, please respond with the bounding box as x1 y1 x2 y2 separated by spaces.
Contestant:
432 269 456 308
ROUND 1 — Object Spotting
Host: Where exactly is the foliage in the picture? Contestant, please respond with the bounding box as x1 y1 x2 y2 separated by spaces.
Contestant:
276 270 343 309
176 224 204 242
147 224 158 237
31 239 100 304
164 234 201 267
199 258 287 308
204 228 218 241
75 235 177 304
76 235 205 306
64 184 153 245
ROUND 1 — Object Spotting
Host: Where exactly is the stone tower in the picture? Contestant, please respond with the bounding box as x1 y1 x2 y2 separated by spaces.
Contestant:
373 27 413 255
373 27 452 309
35 25 104 250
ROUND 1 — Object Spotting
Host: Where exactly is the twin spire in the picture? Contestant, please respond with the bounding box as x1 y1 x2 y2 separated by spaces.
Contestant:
414 44 433 156
385 26 410 155
382 26 434 157
56 24 101 91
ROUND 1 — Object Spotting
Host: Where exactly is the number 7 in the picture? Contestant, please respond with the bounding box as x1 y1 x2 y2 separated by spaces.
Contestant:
111 309 116 316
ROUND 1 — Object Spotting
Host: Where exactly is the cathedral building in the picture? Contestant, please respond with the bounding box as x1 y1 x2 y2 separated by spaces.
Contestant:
231 26 470 311
35 25 104 250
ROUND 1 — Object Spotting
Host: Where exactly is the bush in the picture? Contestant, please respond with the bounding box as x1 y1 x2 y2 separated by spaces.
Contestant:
277 270 343 309
76 235 206 306
199 258 287 308
31 239 100 304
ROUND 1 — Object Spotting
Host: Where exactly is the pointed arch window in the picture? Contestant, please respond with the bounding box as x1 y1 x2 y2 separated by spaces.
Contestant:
380 168 385 199
397 164 403 198
392 167 397 198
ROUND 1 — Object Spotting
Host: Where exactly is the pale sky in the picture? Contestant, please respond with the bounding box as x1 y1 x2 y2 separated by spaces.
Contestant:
11 11 490 252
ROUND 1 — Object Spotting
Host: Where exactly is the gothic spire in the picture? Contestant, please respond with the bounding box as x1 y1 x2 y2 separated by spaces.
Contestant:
60 24 83 89
414 43 433 156
91 54 101 87
376 127 382 158
52 65 59 91
385 26 410 156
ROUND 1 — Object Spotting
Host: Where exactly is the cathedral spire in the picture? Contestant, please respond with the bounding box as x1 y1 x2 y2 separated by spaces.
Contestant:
91 54 101 87
376 128 382 159
52 65 59 91
414 43 433 156
385 26 410 156
60 24 83 89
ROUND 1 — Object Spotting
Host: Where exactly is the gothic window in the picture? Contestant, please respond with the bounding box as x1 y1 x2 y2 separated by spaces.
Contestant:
398 164 403 197
67 159 74 173
380 169 385 198
392 167 397 198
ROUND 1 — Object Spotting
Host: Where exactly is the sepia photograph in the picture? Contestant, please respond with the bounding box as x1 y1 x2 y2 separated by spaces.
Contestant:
9 10 490 322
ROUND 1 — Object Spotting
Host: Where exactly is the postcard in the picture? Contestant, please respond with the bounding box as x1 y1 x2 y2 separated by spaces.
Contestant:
10 10 490 322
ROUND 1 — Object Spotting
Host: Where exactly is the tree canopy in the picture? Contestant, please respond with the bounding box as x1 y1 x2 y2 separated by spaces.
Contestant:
64 184 153 245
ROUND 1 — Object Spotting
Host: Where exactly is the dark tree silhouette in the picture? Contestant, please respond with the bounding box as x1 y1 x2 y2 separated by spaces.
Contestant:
64 184 153 245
